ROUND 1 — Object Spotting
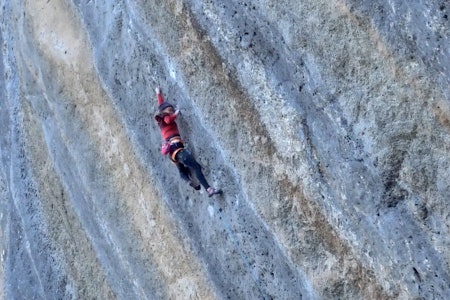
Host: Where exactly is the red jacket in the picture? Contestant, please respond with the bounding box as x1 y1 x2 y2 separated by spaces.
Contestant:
155 93 180 141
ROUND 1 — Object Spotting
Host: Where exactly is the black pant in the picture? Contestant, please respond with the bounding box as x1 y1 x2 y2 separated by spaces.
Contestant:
174 149 211 190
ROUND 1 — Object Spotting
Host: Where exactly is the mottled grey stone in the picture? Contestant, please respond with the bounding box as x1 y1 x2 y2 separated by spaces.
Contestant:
1 0 449 299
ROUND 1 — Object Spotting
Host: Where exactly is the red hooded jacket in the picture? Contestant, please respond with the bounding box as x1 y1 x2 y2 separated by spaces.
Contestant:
154 93 180 141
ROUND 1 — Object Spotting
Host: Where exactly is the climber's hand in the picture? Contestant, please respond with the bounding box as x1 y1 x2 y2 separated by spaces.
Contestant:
155 87 161 94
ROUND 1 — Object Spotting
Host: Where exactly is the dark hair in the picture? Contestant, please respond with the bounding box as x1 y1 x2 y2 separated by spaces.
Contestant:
158 102 174 112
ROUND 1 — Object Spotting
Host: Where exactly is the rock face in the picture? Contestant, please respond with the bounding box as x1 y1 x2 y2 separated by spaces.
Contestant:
1 0 449 299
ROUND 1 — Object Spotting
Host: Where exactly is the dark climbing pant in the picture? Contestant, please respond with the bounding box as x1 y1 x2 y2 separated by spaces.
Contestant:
175 149 211 190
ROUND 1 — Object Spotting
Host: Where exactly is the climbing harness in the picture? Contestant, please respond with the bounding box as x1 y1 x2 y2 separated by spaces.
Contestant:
167 136 184 162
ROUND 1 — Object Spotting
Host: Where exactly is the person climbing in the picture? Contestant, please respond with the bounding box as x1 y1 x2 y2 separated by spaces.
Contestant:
154 87 222 197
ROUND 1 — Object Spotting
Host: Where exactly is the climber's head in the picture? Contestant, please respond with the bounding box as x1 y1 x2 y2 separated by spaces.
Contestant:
158 102 174 113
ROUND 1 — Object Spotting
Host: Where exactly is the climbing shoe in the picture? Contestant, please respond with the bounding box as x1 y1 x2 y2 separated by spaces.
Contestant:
207 187 223 197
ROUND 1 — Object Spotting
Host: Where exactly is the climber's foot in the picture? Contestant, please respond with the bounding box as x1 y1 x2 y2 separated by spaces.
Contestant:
207 187 223 197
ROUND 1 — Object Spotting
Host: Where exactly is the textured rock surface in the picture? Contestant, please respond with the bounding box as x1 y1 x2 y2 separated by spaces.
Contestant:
1 0 449 299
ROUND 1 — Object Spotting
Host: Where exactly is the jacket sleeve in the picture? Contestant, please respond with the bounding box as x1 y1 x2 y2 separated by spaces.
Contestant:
163 113 177 124
157 93 164 105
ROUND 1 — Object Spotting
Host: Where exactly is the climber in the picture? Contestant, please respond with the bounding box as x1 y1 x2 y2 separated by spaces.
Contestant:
154 87 222 197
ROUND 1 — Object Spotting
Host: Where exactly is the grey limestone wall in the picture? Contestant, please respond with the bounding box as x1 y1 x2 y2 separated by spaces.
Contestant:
1 0 449 299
